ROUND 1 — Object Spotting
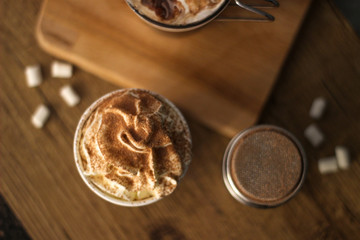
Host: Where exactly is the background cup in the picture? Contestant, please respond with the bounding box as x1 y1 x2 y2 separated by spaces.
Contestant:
124 0 279 32
124 0 230 32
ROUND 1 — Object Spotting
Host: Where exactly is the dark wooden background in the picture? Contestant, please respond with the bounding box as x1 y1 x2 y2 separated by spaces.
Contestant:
1 0 360 239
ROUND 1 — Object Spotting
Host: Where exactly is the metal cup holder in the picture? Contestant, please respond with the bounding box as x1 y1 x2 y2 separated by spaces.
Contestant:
217 0 279 22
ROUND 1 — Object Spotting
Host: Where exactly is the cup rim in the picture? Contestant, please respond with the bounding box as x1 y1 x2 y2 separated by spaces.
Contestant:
125 0 230 32
73 88 191 207
222 125 307 208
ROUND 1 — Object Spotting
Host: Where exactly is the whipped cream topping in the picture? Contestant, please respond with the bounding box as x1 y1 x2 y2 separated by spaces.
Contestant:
77 89 191 201
127 0 225 25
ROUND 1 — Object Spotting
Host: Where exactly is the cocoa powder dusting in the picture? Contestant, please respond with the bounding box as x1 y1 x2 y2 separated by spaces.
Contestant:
230 128 303 204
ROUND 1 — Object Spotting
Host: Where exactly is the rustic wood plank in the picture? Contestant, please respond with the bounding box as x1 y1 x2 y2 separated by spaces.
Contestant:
1 0 360 239
258 0 360 238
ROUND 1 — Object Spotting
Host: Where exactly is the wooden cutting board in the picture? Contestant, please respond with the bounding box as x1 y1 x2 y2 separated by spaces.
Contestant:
36 0 311 137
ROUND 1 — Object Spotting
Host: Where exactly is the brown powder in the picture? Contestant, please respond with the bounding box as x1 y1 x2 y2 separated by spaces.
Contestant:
229 128 303 204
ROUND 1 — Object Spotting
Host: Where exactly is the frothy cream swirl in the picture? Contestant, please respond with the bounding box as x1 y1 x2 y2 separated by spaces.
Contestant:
78 89 191 201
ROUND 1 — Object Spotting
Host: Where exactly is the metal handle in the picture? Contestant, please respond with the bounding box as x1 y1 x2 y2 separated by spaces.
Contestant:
216 0 279 22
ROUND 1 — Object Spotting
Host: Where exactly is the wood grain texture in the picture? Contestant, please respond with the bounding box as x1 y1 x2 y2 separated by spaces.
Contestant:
1 0 360 240
35 0 311 137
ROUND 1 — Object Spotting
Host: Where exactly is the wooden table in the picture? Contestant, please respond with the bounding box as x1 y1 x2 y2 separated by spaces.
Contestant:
1 0 360 239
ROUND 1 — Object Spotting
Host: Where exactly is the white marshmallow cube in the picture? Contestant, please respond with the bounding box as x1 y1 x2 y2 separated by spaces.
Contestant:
335 146 351 170
51 61 73 78
304 124 324 147
60 85 80 107
25 65 42 87
318 156 338 174
309 97 327 119
31 104 50 128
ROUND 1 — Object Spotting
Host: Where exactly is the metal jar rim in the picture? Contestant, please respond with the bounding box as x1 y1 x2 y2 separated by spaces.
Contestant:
222 125 307 208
